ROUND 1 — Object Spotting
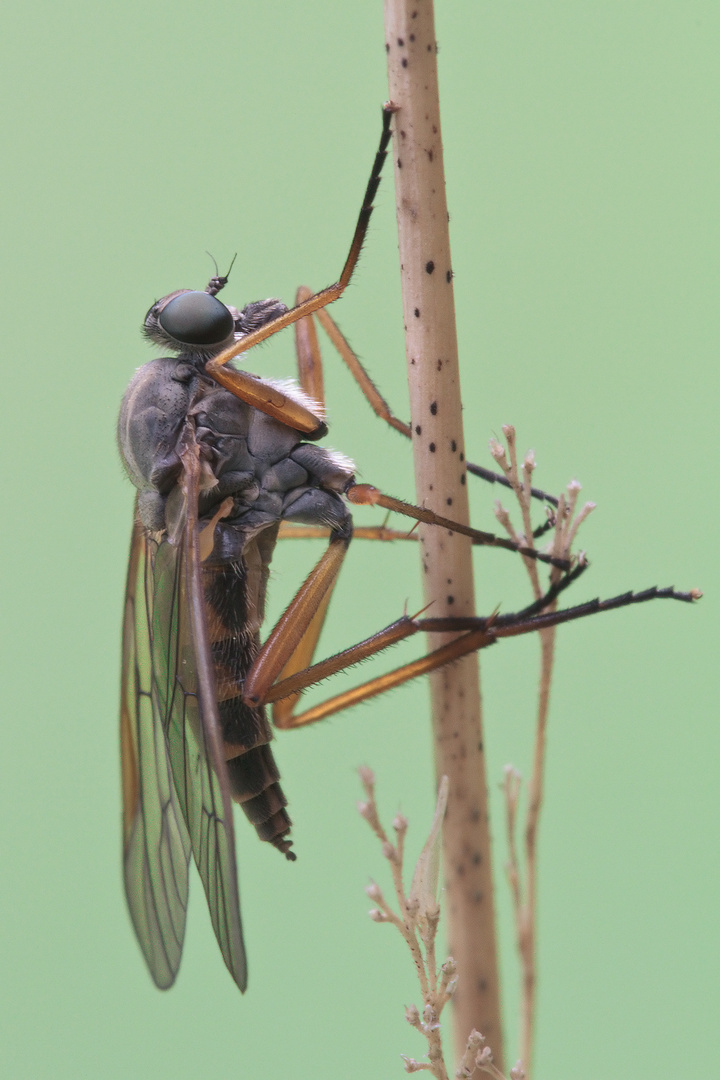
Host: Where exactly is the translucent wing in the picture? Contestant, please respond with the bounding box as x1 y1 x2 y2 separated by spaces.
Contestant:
120 513 192 989
150 427 248 992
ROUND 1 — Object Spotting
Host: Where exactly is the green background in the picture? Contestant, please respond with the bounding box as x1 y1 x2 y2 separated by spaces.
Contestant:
2 2 717 1077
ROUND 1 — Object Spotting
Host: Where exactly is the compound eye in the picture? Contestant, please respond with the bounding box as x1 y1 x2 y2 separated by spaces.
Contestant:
158 291 234 346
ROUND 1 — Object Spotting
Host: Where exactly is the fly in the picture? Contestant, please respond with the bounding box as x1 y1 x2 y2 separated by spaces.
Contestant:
118 106 698 991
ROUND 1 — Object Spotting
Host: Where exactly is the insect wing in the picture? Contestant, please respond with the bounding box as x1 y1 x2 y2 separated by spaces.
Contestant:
150 430 248 992
121 515 192 989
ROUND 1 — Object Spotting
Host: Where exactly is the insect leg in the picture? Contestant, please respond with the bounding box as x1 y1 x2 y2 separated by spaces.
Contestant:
262 582 698 730
306 302 559 506
278 523 419 542
242 528 351 707
205 106 394 388
346 483 571 570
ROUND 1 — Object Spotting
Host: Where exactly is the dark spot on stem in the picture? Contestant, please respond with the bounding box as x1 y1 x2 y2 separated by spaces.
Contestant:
429 442 436 453
450 440 457 452
425 260 435 274
430 401 437 415
415 424 421 435
414 307 420 317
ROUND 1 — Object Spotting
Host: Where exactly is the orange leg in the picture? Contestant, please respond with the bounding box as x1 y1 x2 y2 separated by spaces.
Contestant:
240 553 696 730
310 302 559 507
205 106 395 426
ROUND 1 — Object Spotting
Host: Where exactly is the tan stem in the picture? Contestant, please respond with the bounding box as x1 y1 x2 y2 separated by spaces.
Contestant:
520 623 555 1076
383 0 503 1066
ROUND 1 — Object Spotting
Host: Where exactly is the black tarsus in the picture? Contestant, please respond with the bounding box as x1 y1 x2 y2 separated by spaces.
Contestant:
466 460 560 508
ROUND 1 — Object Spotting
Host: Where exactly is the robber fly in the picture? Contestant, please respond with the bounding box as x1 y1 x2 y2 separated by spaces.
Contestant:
118 107 697 992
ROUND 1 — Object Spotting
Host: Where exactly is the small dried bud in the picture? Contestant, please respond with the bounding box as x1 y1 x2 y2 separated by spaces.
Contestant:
368 908 388 922
401 1056 425 1073
501 424 515 440
494 502 512 528
510 1063 526 1080
442 957 457 976
381 841 396 862
357 765 375 790
405 895 420 918
476 1046 493 1066
425 902 441 925
357 801 371 820
405 1004 421 1027
489 438 504 462
444 977 458 999
365 881 383 902
467 1031 485 1051
393 813 409 835
422 1004 436 1025
523 449 536 471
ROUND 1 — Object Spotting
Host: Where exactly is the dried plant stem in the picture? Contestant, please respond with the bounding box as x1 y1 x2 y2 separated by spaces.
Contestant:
494 429 595 1074
383 0 502 1066
360 770 524 1080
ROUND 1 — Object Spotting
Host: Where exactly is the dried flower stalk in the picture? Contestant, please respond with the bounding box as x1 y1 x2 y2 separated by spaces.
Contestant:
492 427 594 1074
359 769 524 1080
383 0 502 1064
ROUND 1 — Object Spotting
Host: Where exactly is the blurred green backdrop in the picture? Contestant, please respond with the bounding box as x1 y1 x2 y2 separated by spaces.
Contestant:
1 2 717 1077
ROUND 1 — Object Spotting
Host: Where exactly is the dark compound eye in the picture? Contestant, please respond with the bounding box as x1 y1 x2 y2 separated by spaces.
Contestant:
158 291 234 346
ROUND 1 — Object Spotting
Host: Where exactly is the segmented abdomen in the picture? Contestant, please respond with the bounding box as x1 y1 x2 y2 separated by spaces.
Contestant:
203 544 295 860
